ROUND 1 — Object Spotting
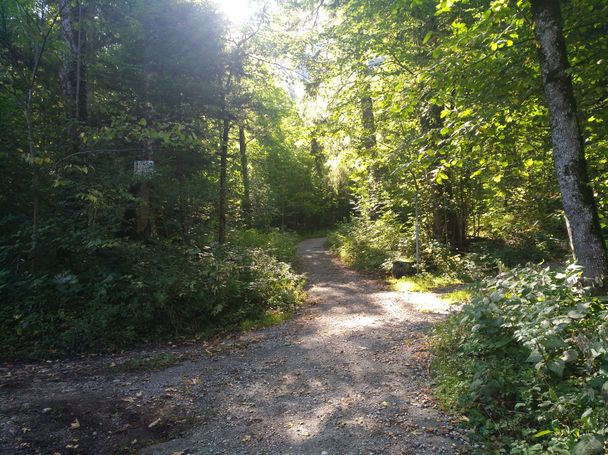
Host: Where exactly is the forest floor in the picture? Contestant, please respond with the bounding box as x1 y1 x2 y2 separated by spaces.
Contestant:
1 238 470 455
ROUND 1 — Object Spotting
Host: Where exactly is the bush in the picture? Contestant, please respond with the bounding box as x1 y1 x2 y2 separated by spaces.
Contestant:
430 264 608 454
327 213 403 273
0 228 304 360
328 213 468 277
228 228 299 263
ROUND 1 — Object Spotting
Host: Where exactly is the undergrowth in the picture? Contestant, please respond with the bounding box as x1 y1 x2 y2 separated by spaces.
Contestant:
327 213 567 289
0 228 305 360
430 264 608 454
389 274 463 293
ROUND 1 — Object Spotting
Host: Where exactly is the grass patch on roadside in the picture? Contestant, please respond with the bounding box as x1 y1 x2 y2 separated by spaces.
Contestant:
440 288 472 304
389 273 463 293
239 310 293 332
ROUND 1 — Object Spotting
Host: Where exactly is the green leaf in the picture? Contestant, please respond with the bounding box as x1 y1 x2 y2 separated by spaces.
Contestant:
436 0 458 14
573 435 604 455
526 349 543 363
547 359 565 377
533 430 552 438
601 381 608 402
567 308 587 319
436 172 449 183
422 31 434 45
138 118 147 126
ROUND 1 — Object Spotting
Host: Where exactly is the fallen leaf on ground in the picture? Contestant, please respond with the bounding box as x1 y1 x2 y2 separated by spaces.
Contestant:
69 419 80 430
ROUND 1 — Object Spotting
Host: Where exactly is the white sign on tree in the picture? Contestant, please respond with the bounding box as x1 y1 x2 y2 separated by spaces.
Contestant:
133 160 154 177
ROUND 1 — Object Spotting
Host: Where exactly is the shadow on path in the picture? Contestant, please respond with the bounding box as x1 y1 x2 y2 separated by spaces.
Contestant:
142 238 468 454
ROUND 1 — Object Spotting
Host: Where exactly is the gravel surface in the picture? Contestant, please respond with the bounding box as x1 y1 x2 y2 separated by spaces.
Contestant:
1 238 469 454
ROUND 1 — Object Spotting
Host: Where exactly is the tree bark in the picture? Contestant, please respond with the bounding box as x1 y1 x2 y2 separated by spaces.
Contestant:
360 83 382 220
310 136 324 176
218 117 231 243
59 0 87 143
360 92 377 151
421 102 461 248
531 0 608 288
239 124 252 227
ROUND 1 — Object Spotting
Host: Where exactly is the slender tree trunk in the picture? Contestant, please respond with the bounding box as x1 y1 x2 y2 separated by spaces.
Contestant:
310 136 323 176
218 117 231 243
360 91 377 151
420 102 461 248
135 7 154 238
177 171 190 242
531 0 608 288
239 124 252 227
59 0 87 151
24 7 62 270
360 83 382 220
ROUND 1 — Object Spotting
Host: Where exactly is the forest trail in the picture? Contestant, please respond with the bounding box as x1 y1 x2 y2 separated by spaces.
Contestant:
1 239 467 454
143 238 466 454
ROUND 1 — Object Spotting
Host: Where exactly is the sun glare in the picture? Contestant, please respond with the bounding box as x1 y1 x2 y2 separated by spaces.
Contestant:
211 0 254 26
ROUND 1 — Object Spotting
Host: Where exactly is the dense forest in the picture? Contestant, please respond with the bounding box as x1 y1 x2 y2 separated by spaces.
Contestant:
1 0 608 453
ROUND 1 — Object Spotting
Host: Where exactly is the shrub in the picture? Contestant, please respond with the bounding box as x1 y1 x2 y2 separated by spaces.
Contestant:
328 213 468 277
0 229 304 359
228 228 299 263
327 213 403 273
430 264 608 454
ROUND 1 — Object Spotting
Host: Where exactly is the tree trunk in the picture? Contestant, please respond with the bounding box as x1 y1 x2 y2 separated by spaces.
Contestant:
218 117 230 243
360 83 382 220
178 171 189 242
59 0 87 150
360 92 377 151
239 124 252 227
310 136 324 176
420 102 461 248
531 0 608 288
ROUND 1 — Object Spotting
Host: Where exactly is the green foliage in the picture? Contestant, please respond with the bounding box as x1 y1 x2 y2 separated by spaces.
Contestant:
430 265 608 453
389 274 463 293
0 0 337 360
326 211 560 280
440 288 472 304
327 213 403 273
0 230 305 360
228 228 299 264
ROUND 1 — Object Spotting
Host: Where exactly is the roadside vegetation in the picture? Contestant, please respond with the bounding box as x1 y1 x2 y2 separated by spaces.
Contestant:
2 0 608 452
1 229 305 359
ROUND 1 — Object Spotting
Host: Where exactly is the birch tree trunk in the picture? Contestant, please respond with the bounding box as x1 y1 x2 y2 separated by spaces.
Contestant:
531 0 608 289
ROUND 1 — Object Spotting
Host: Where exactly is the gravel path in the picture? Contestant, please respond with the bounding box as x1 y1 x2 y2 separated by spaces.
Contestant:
145 238 466 454
1 238 468 454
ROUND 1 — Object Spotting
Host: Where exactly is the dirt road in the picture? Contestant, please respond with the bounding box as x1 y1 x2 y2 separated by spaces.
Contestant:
1 238 467 454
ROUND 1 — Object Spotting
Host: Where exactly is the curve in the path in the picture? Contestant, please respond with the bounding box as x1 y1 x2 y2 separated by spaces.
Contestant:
144 238 466 455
